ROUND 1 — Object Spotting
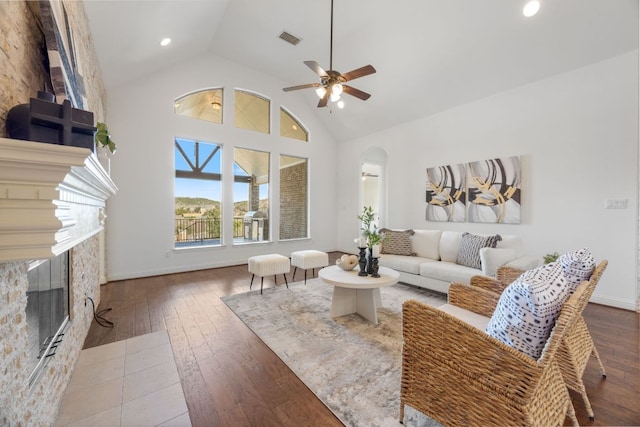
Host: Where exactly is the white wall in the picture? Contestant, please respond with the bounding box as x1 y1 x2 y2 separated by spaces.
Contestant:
105 54 338 280
336 51 639 310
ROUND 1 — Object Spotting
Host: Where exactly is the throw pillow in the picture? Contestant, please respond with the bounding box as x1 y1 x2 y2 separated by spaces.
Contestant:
379 228 416 256
456 232 502 269
559 248 595 292
479 247 517 277
485 262 570 359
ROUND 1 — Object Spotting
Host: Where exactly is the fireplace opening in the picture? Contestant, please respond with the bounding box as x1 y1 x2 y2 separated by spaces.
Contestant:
26 251 70 388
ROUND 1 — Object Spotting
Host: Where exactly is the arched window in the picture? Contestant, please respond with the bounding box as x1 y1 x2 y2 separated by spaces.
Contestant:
173 87 311 247
234 89 270 134
174 88 223 124
280 107 308 142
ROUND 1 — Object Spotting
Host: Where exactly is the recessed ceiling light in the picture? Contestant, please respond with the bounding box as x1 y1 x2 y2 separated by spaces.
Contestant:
160 38 171 46
523 1 540 17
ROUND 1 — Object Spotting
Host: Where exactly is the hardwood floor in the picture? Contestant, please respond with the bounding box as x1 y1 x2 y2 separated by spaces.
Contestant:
84 253 640 426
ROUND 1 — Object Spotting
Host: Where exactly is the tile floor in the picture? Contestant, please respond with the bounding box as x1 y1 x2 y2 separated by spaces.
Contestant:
55 330 191 426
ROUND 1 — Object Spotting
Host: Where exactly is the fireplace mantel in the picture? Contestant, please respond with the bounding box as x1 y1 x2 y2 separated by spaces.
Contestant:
0 137 117 262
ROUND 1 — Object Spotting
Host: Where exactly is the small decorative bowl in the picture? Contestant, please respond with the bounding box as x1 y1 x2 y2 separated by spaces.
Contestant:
336 254 358 271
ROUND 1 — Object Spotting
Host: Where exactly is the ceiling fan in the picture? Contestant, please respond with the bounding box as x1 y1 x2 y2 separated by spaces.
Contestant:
282 0 376 108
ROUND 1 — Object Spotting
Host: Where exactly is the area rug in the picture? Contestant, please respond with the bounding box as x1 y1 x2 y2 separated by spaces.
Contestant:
221 278 446 427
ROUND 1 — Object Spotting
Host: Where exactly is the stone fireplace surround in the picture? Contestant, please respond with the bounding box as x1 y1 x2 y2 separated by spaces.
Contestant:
0 137 117 425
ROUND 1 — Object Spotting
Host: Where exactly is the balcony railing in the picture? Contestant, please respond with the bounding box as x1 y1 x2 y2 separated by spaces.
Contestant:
175 216 244 244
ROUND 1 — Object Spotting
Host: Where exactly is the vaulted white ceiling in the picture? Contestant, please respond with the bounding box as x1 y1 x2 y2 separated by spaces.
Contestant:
84 0 638 142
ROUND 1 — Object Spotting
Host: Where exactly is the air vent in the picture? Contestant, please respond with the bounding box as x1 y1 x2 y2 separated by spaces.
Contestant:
279 31 301 46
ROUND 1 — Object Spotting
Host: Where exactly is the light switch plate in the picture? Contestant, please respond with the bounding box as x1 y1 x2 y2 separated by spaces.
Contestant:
604 199 628 209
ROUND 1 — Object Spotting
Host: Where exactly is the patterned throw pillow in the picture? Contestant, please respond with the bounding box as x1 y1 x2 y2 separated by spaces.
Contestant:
559 248 595 292
456 232 502 269
485 262 570 359
379 228 416 256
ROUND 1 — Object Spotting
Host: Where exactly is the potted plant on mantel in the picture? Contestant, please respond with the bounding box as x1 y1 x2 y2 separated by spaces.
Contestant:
94 122 117 154
94 122 116 173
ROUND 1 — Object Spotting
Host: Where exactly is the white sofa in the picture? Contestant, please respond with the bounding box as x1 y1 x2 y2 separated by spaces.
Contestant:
377 230 540 294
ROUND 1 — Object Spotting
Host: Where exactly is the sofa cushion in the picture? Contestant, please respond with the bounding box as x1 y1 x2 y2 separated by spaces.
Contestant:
485 262 570 359
420 261 482 284
411 230 442 260
559 248 595 291
496 235 524 257
439 231 463 263
380 228 416 256
480 247 517 277
456 233 502 269
379 254 433 275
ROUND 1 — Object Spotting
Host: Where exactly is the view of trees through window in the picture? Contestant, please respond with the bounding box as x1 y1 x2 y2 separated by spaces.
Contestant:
174 138 222 246
174 87 309 248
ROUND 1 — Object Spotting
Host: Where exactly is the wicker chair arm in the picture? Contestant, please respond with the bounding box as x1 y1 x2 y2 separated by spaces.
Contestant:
469 275 508 294
496 266 526 285
447 282 500 317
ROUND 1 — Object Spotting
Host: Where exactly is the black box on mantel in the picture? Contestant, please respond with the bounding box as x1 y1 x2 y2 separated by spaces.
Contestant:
6 93 97 152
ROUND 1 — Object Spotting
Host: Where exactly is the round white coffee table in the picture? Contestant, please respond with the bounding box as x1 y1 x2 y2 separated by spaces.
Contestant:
318 265 400 324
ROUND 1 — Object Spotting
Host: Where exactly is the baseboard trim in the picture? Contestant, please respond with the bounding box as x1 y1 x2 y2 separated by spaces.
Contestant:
590 294 637 311
106 260 248 282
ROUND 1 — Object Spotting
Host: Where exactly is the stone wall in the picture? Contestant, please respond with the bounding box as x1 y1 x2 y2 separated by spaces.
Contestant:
280 161 308 239
0 1 107 425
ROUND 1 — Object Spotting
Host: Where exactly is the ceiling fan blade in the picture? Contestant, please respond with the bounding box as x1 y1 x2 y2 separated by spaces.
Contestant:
317 90 330 108
304 60 328 77
283 83 321 92
340 65 376 82
343 85 371 100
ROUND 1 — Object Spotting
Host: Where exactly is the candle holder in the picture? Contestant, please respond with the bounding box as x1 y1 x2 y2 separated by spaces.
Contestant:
370 257 380 278
367 248 375 275
357 247 368 276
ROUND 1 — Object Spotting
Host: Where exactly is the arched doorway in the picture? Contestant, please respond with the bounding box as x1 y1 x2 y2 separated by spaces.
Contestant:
361 147 388 228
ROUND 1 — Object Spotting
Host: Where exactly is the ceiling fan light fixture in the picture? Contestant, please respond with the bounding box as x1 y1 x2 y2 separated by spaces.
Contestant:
337 100 345 109
315 87 327 99
331 83 343 96
330 92 341 102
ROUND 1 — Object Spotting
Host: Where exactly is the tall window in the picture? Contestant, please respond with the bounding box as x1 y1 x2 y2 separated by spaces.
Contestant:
280 155 308 239
174 89 223 124
174 138 222 247
234 89 270 134
280 107 308 141
174 86 311 245
234 147 270 242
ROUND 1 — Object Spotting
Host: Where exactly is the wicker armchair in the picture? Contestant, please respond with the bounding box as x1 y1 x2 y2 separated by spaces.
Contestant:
400 281 587 427
469 261 609 420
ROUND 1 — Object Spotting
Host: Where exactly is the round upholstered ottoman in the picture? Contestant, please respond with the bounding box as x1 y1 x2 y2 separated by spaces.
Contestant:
248 254 290 294
291 250 329 284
